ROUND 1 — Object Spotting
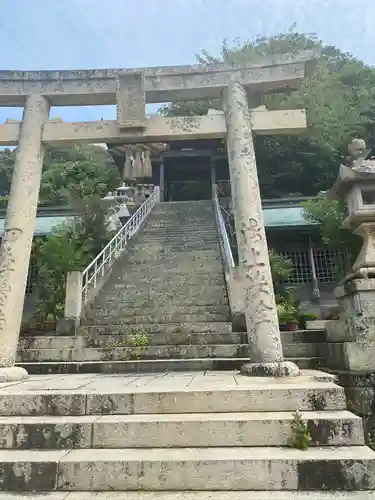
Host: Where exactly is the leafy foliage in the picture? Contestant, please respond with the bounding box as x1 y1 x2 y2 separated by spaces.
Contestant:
160 29 375 197
301 195 361 262
0 144 121 208
277 302 298 325
288 410 311 450
33 195 115 322
269 250 293 283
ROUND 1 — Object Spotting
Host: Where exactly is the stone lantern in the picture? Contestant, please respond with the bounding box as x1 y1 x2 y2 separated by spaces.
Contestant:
102 182 134 230
326 139 375 373
329 139 375 278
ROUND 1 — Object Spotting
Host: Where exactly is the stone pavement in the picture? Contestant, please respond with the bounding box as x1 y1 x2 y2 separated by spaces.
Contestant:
0 369 335 393
2 492 375 499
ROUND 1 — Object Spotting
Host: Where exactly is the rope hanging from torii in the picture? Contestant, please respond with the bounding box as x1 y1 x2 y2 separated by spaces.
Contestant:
118 143 168 182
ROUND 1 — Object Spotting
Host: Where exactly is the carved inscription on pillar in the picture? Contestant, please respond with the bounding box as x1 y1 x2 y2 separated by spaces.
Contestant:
116 72 146 129
0 228 23 365
243 221 274 321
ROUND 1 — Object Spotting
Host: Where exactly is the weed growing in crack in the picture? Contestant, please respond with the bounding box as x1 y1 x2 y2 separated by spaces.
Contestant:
288 411 311 450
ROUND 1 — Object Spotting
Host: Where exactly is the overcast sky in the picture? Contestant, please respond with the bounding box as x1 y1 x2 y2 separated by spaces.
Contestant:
1 0 374 122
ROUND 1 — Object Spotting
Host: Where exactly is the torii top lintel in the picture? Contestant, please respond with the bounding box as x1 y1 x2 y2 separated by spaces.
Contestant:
0 50 317 107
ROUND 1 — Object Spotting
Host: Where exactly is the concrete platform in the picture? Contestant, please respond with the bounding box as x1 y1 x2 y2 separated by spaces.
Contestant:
0 370 345 416
3 493 375 499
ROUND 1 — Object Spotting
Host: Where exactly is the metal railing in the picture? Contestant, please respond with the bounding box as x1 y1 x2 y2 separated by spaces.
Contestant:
81 187 160 305
212 184 235 269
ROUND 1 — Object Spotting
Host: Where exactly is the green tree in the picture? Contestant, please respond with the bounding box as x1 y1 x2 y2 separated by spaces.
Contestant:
33 194 115 322
0 144 121 208
160 30 375 197
301 195 361 265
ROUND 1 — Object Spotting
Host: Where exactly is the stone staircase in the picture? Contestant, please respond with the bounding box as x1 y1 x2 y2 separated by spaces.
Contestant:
17 200 326 373
0 370 375 497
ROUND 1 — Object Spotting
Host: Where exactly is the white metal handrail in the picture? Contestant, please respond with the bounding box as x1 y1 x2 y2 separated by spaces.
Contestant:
212 184 235 269
81 187 160 305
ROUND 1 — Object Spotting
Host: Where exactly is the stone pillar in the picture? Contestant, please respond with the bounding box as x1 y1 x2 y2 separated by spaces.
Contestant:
159 161 165 202
308 237 320 302
223 81 299 377
210 156 216 187
64 271 83 323
0 94 50 382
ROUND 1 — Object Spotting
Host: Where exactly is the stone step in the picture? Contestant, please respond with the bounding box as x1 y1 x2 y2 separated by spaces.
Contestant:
140 231 218 237
19 332 246 350
115 257 224 265
17 344 325 363
3 446 374 491
280 329 326 343
153 204 214 211
88 331 246 347
117 259 224 266
140 229 219 235
69 410 366 448
17 356 326 374
78 322 233 335
103 291 228 302
18 337 322 357
105 281 226 289
0 370 346 416
137 244 221 249
89 304 231 318
150 217 216 223
18 344 249 362
123 261 223 267
0 410 363 450
109 276 226 288
96 296 230 307
116 260 224 268
137 241 219 247
107 278 225 286
125 254 223 262
143 229 217 234
282 342 320 358
136 239 220 245
83 312 231 325
3 492 375 500
139 246 221 252
112 269 225 279
139 234 219 240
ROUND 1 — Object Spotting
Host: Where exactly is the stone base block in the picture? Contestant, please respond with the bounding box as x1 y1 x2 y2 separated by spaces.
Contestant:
345 386 375 415
326 342 375 371
241 360 300 377
325 367 375 444
56 318 77 336
326 316 375 343
0 366 28 383
326 319 351 342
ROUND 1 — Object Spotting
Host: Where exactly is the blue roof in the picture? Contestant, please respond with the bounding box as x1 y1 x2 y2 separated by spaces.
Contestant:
0 206 313 236
0 216 72 236
263 206 313 228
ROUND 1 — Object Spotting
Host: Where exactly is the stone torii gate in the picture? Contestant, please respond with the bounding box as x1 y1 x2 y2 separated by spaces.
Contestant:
0 52 316 381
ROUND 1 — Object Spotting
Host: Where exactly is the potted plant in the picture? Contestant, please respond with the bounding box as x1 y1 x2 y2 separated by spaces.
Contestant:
277 302 299 331
298 312 317 330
